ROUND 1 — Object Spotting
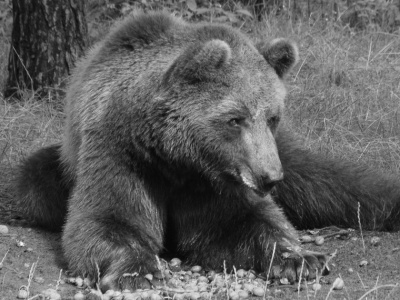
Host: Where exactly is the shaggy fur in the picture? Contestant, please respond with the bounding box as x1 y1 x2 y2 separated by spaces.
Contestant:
16 12 399 291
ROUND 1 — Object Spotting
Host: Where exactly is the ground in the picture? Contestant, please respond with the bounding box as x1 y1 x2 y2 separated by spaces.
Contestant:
0 224 399 300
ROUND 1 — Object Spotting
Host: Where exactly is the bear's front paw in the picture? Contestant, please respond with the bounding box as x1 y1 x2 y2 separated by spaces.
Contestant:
270 250 330 283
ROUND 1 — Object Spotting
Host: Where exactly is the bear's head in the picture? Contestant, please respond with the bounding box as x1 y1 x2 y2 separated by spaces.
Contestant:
154 28 298 197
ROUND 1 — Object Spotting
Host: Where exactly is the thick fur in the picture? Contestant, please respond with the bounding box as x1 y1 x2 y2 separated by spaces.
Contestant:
15 12 400 291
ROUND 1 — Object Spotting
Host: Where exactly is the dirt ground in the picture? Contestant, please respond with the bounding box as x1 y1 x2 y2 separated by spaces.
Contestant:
0 223 399 300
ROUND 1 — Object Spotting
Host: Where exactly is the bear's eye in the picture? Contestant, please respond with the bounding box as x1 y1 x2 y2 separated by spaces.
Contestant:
228 118 243 127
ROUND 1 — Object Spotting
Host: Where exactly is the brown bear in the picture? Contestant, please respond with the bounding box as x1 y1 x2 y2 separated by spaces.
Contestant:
16 11 400 291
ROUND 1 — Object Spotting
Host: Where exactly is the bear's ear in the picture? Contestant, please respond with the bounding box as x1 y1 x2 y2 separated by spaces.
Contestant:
256 38 299 78
163 39 231 84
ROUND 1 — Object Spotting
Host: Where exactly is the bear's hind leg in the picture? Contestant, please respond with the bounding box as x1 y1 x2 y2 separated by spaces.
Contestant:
15 144 71 231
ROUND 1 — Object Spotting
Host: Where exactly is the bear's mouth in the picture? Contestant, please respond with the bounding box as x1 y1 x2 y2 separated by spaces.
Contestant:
238 169 269 198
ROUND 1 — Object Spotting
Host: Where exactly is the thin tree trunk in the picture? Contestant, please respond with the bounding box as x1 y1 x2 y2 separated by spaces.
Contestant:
4 0 88 98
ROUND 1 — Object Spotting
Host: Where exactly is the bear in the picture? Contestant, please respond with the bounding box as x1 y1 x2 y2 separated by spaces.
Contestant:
16 11 400 291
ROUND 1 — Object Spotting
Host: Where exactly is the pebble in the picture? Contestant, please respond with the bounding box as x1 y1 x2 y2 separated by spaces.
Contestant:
74 291 85 300
312 283 321 291
238 290 249 299
17 287 28 299
33 276 45 284
236 269 246 278
314 236 324 245
145 273 154 281
370 236 381 246
75 277 84 287
150 293 162 300
301 235 313 242
332 277 344 290
189 292 201 300
191 266 202 273
252 287 265 297
41 289 61 300
229 291 239 300
0 225 8 235
359 260 368 267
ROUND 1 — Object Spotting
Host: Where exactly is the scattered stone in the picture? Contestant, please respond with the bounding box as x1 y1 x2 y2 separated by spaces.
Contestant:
370 236 381 246
33 276 45 284
348 268 354 273
280 278 290 285
229 290 239 300
41 288 61 300
74 291 85 300
301 235 313 243
252 286 265 297
332 277 344 290
236 269 246 278
25 248 33 252
191 266 202 273
238 290 249 299
312 283 321 291
359 260 368 267
17 287 28 299
314 236 324 246
0 225 9 235
16 240 25 247
145 273 154 281
75 277 84 287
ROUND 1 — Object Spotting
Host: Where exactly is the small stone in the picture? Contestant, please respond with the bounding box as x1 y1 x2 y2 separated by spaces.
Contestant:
145 273 154 281
207 270 216 280
351 237 358 241
17 287 28 299
84 277 91 287
314 236 324 245
332 277 344 290
189 292 201 300
229 291 239 300
198 285 208 292
248 272 256 280
243 283 254 292
151 293 162 300
68 277 76 284
33 276 45 284
174 293 185 300
238 290 249 299
170 258 182 271
370 236 381 246
197 276 208 283
312 283 321 291
75 277 84 287
0 225 8 235
25 248 33 252
24 263 29 268
301 235 313 243
41 289 61 300
359 260 368 267
16 240 25 247
280 278 290 285
236 269 246 278
252 287 264 297
348 268 354 273
74 291 85 300
192 272 201 278
200 292 211 298
191 266 202 273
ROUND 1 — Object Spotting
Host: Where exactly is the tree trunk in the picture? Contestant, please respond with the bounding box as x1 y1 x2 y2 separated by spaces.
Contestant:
4 0 88 98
